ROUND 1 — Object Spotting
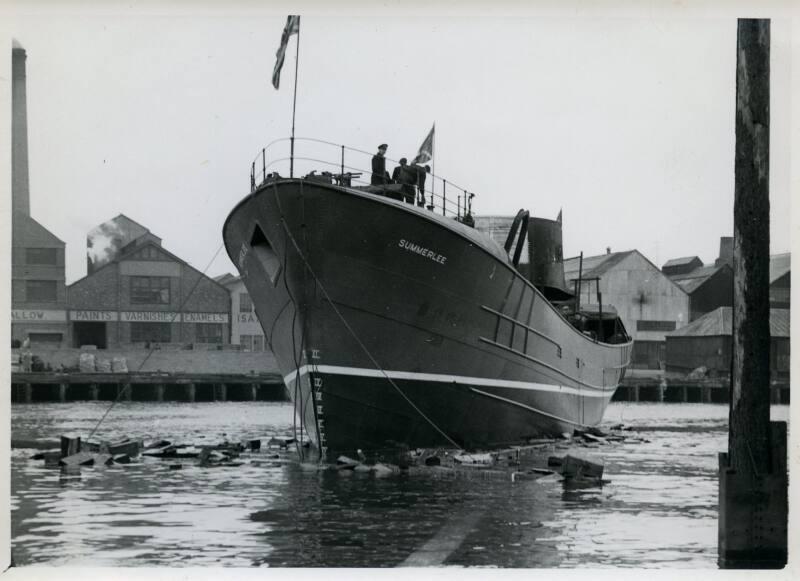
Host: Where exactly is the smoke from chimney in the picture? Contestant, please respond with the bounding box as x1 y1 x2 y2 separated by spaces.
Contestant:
87 220 126 273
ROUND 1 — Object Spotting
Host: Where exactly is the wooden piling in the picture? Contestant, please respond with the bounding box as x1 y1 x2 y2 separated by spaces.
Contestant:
121 382 132 401
90 384 99 401
23 383 32 404
251 383 258 401
60 435 81 458
681 385 688 403
219 383 227 402
59 383 67 403
719 19 786 569
155 384 165 402
186 383 196 403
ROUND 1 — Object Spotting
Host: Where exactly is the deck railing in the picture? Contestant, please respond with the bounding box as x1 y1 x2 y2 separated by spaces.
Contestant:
249 137 476 223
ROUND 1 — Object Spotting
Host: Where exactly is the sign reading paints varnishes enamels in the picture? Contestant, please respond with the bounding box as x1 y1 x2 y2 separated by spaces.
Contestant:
398 239 447 265
66 311 229 323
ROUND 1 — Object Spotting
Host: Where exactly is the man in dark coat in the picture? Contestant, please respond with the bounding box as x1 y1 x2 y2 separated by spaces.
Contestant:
392 158 417 203
371 144 388 185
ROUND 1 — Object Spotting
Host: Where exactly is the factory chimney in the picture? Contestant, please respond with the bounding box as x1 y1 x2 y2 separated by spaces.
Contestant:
12 39 31 216
715 236 734 268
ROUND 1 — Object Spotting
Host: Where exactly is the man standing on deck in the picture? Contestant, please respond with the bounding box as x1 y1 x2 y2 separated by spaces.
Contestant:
411 162 430 206
371 144 389 185
392 158 417 204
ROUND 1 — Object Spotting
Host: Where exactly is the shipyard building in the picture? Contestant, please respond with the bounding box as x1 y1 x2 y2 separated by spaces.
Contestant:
67 215 231 349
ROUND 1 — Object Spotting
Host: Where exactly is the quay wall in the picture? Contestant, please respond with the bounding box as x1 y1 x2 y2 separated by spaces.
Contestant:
12 346 279 375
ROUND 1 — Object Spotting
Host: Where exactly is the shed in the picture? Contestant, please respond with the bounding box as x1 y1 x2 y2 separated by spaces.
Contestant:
665 306 790 380
662 256 703 277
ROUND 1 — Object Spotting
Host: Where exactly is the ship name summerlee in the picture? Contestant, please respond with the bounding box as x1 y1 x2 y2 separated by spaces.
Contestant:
398 239 447 265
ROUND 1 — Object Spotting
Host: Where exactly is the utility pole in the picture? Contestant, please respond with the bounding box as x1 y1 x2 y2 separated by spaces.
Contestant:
718 18 786 569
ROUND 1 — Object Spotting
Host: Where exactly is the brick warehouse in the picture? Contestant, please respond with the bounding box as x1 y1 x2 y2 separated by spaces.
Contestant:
67 215 231 349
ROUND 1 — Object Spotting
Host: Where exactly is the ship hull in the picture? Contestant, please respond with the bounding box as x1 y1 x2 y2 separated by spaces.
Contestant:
223 179 632 459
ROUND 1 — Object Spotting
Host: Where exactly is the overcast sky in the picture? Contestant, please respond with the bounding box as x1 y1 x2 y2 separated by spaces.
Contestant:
2 2 794 284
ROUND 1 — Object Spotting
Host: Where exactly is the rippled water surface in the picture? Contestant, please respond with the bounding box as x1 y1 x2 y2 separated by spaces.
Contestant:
10 401 789 568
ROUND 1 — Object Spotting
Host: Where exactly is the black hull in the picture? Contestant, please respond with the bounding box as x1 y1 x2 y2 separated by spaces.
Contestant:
224 179 632 459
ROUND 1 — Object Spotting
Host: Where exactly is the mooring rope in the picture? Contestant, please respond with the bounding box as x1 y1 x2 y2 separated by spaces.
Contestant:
86 243 226 442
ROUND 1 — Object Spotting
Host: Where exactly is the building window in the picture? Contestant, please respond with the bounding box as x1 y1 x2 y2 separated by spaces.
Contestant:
130 276 171 304
240 334 253 351
130 322 171 343
26 280 58 302
636 320 677 332
135 246 161 260
253 335 265 351
26 248 58 265
240 293 253 313
196 323 223 344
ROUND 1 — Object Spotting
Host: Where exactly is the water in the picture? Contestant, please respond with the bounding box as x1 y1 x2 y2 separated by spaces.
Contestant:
10 401 789 568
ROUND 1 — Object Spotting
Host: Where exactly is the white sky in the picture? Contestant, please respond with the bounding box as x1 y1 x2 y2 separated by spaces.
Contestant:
1 1 795 284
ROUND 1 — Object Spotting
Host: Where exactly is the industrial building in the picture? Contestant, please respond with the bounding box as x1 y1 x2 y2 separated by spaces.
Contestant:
770 253 791 308
216 274 269 351
665 306 790 383
67 215 231 349
563 250 690 369
10 41 70 347
667 263 733 322
661 237 734 322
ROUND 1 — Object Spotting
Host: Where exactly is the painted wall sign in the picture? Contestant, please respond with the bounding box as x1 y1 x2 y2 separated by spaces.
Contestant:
398 239 447 265
115 311 230 323
70 310 119 322
183 312 229 323
121 311 180 322
11 309 67 322
238 313 260 323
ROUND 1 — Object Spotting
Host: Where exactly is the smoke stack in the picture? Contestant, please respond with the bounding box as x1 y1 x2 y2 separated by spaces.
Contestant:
527 216 572 301
716 236 734 267
12 40 30 216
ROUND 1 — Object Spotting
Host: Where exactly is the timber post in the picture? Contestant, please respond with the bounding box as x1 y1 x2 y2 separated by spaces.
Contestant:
718 18 786 569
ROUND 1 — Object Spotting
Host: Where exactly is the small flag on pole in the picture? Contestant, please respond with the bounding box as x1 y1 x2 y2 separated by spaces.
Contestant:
412 124 435 164
272 15 300 90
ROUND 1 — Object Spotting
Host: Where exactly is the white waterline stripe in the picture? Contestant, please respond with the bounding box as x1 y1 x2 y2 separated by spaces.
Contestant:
284 364 614 398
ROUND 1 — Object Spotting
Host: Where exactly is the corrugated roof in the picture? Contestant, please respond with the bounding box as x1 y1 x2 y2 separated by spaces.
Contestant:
667 306 789 338
770 253 791 284
563 250 635 281
662 256 701 268
669 264 729 294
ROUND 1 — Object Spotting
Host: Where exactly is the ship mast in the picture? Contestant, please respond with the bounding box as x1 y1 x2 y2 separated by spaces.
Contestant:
290 21 301 178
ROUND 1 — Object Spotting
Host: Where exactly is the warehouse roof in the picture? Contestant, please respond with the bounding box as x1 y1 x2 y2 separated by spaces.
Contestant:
667 306 789 338
562 250 636 282
669 264 731 294
770 253 791 284
662 256 701 269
